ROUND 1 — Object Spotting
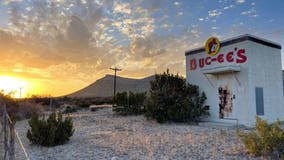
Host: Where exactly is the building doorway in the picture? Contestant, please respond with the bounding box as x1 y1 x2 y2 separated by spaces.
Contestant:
218 86 233 119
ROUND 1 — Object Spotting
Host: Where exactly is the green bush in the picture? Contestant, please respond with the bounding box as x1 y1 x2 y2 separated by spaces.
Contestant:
145 70 208 123
77 100 91 108
116 92 128 107
27 112 74 147
113 91 146 115
239 117 284 158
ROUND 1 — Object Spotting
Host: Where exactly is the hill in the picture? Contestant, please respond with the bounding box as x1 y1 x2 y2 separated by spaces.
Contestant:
67 74 154 98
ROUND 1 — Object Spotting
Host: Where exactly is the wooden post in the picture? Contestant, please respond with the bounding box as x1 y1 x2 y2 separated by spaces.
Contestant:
2 104 15 160
8 122 15 160
3 104 8 160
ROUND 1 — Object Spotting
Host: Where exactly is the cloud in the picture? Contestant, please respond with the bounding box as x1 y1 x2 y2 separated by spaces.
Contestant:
208 9 222 17
113 1 131 14
190 25 202 38
66 16 91 47
223 5 234 10
241 7 258 17
174 2 180 6
178 12 183 16
120 27 206 77
0 1 119 82
2 0 23 5
129 35 167 60
211 26 219 30
236 0 245 4
111 2 155 39
1 0 238 96
198 18 204 21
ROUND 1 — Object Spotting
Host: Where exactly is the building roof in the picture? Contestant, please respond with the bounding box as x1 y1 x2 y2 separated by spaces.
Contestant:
185 34 282 56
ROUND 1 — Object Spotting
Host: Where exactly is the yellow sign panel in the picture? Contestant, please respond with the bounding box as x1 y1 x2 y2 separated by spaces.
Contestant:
205 37 221 56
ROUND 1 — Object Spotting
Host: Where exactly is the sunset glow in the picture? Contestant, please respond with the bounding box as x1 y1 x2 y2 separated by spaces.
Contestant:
0 76 28 98
0 0 283 96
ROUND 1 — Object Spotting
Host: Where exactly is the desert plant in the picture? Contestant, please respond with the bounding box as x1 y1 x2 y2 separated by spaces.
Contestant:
18 101 44 119
30 95 53 106
145 70 208 123
113 91 146 115
239 117 284 158
27 112 74 147
115 92 128 107
60 104 78 114
0 92 20 121
74 99 91 108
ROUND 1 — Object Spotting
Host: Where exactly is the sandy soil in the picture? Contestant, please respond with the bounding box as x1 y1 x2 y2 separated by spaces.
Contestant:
11 108 260 160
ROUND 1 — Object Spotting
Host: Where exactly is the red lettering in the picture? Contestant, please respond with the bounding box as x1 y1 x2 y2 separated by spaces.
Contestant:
226 51 234 62
205 57 211 65
190 59 197 70
217 54 224 63
199 58 205 68
236 49 247 63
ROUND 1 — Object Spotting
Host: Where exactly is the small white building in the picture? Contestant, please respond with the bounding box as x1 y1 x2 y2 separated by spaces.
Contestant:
185 34 284 126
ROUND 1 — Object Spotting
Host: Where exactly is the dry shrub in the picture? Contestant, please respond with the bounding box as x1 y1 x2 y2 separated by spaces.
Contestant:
239 117 284 158
18 101 44 119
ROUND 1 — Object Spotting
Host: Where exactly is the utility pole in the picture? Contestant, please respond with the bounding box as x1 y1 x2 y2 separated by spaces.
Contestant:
19 87 22 99
49 97 53 111
110 67 122 106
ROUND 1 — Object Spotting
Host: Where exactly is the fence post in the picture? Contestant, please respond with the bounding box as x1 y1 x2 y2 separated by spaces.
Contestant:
2 104 16 160
9 121 15 160
2 103 29 160
3 104 8 160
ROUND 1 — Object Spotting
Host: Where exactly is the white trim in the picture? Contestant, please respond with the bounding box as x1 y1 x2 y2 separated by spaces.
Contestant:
201 65 241 74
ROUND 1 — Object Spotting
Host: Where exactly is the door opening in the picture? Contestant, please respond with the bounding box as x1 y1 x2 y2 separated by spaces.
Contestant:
218 86 233 119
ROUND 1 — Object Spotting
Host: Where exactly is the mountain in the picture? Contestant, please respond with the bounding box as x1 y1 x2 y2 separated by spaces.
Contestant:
67 74 155 98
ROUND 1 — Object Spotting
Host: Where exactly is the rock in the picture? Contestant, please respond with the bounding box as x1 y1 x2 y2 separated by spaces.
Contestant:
111 156 120 160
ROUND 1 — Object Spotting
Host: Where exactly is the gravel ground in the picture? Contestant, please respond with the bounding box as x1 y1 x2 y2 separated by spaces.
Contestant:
11 108 262 160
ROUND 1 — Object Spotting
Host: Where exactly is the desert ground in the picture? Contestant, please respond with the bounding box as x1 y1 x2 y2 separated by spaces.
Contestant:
9 107 261 160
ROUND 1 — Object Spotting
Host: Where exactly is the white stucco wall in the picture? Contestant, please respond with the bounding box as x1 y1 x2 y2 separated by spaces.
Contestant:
247 41 284 125
186 36 283 126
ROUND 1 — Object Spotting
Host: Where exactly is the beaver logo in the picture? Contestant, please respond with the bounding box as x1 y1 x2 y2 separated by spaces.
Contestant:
205 37 221 56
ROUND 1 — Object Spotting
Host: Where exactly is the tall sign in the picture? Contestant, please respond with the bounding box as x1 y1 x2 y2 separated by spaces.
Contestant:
205 37 221 56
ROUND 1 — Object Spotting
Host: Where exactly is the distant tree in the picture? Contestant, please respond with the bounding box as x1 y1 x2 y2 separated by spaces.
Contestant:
113 91 146 115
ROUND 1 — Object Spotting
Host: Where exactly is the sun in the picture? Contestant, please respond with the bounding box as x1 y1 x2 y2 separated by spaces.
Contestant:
0 76 28 98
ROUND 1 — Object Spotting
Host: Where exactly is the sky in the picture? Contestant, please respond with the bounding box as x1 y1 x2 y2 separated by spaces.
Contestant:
0 0 284 97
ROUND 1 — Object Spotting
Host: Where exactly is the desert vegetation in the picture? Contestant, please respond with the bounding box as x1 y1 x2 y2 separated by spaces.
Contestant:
0 92 44 123
113 70 208 123
145 70 208 123
27 112 74 147
113 91 147 115
3 73 283 159
238 117 284 159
